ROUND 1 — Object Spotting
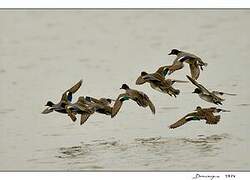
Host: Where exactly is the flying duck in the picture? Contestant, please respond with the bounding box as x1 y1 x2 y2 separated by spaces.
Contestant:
42 80 83 115
85 96 114 116
111 84 156 118
168 49 208 79
186 75 236 105
169 106 230 129
136 66 188 97
64 96 96 125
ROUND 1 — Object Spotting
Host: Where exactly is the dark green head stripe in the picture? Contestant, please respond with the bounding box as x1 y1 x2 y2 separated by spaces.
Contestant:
120 96 129 101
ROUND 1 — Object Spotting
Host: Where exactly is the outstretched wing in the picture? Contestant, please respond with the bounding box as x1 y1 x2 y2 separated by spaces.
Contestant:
189 61 200 80
111 93 128 118
156 66 170 77
65 105 77 122
168 60 185 74
171 79 189 84
135 75 146 85
212 91 237 96
144 94 156 114
143 74 162 82
61 80 83 102
80 113 91 125
148 100 156 114
169 112 200 129
169 117 189 129
186 75 210 94
85 96 103 104
67 79 83 93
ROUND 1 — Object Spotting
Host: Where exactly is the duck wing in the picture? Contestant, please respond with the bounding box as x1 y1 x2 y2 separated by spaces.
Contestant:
205 113 221 124
86 96 107 105
111 93 128 118
169 117 190 129
65 105 77 122
169 116 198 129
80 113 91 125
156 66 170 77
189 61 200 80
212 91 237 96
142 74 163 83
168 61 184 75
99 98 112 106
186 75 210 94
170 79 189 84
135 75 147 85
148 100 156 114
169 111 198 129
61 80 83 102
142 93 155 114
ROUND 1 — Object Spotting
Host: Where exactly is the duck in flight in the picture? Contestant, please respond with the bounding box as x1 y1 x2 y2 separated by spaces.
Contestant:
136 66 188 97
42 80 83 115
167 49 208 80
169 106 230 129
186 75 236 105
84 96 114 116
111 84 156 118
63 96 96 125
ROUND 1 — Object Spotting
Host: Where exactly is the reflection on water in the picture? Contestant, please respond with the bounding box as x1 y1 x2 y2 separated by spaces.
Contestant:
0 108 16 114
237 103 250 107
57 146 89 159
54 134 229 170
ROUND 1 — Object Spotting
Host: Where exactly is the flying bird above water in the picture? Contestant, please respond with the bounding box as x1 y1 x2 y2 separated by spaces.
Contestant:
41 80 83 115
169 106 230 129
64 96 96 125
111 84 156 118
136 66 188 97
186 75 236 105
84 96 114 116
168 49 208 79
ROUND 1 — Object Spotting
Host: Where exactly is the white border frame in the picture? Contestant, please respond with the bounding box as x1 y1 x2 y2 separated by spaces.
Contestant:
0 0 249 8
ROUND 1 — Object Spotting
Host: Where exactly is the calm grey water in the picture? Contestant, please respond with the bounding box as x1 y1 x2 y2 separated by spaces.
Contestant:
0 10 250 171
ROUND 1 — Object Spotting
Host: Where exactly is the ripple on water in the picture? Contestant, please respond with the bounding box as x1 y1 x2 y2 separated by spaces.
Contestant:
0 108 16 114
57 146 90 159
52 134 231 170
0 69 6 73
17 64 35 70
237 103 250 107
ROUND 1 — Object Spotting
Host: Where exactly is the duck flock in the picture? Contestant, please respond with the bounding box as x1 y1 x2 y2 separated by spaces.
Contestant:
42 49 236 129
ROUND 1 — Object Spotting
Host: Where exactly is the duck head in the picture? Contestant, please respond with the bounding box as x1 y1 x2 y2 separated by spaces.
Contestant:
120 84 130 90
168 49 181 55
141 71 148 76
45 101 55 107
106 98 113 104
192 88 202 94
195 106 202 111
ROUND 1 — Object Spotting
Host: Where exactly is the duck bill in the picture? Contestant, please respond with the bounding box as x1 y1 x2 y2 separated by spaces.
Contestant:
41 108 53 114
